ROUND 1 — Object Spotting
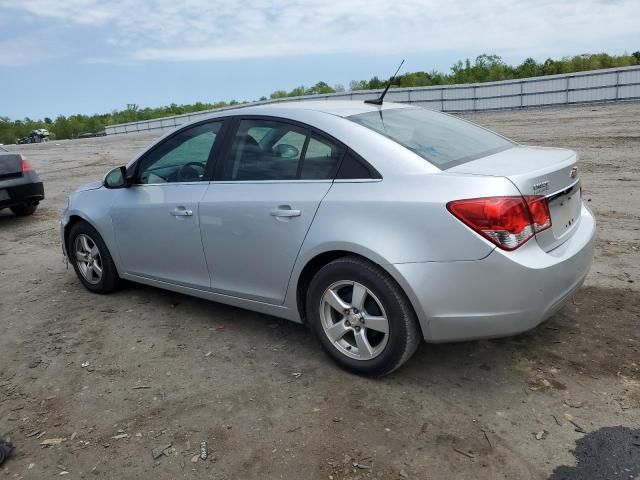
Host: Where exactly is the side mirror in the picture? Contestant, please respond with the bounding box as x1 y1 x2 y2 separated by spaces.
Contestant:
104 166 128 189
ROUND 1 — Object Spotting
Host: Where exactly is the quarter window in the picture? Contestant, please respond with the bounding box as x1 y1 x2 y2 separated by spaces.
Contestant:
336 151 380 179
300 136 343 180
137 121 222 184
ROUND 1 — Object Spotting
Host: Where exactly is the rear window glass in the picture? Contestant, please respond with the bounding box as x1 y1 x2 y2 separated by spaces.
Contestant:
348 107 513 169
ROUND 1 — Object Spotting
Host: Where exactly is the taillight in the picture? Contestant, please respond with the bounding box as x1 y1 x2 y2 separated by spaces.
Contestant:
524 196 551 233
21 156 34 172
447 195 551 251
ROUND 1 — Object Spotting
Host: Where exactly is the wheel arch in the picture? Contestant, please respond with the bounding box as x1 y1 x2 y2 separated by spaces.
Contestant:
63 212 102 251
63 214 85 252
63 212 121 274
293 247 427 338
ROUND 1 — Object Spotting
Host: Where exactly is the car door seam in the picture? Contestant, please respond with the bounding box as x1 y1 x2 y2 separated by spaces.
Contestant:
281 182 335 305
196 182 214 289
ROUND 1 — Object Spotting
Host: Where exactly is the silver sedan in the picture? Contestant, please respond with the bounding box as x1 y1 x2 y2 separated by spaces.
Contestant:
61 101 595 376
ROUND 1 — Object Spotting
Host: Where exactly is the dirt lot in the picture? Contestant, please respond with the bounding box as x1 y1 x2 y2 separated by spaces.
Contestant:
1 102 639 479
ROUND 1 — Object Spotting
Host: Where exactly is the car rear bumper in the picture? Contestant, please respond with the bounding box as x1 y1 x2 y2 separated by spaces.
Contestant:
393 203 596 342
0 181 44 209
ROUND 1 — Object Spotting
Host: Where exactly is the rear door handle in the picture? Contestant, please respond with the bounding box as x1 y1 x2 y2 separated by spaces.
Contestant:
170 207 193 217
270 206 301 218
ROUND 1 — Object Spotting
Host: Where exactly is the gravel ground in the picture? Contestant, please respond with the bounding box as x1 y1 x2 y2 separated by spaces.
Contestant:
1 102 639 480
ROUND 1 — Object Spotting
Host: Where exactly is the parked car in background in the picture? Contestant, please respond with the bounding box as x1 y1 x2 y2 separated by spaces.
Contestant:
77 130 107 139
0 145 45 216
60 101 595 376
16 129 50 145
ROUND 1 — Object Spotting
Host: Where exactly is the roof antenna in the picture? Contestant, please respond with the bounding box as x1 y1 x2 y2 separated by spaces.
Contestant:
364 59 405 106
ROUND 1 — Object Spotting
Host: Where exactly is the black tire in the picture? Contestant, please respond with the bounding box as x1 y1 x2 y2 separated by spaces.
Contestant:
10 203 37 216
0 441 13 464
306 256 421 377
68 221 120 294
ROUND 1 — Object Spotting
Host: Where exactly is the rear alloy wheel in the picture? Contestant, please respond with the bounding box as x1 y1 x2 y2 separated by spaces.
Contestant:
10 203 37 216
307 256 421 376
68 222 120 294
320 281 390 361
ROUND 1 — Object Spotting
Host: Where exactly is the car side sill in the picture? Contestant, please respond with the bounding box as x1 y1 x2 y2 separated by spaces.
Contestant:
121 273 302 323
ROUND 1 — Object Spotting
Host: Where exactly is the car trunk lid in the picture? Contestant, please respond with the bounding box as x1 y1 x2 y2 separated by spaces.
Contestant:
448 146 582 252
0 153 23 179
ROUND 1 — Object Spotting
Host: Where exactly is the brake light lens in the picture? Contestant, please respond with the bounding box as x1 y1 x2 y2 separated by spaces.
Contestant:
21 156 34 172
524 196 552 233
447 195 551 251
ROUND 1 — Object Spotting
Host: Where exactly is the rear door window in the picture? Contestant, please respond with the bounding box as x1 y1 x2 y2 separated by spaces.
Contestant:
219 118 366 181
222 119 307 181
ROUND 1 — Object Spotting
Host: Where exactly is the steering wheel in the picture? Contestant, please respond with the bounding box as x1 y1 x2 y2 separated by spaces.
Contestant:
177 161 206 182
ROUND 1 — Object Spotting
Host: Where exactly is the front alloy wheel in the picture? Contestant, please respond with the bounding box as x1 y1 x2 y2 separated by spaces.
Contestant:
74 234 103 285
68 221 120 294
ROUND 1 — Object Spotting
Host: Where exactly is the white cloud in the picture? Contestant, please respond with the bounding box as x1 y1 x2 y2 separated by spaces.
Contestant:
0 35 53 66
1 0 639 64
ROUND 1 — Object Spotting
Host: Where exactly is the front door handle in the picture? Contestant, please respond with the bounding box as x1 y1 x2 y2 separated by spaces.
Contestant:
270 206 301 218
170 207 193 217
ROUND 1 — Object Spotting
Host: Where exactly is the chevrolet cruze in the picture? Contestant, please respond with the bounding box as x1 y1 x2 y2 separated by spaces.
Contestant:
61 101 595 376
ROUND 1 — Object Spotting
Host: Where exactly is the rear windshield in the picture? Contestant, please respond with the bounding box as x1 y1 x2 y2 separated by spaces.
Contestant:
348 107 513 169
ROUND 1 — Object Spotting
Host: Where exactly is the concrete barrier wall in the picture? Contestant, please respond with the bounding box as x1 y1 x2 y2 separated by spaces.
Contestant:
105 65 640 135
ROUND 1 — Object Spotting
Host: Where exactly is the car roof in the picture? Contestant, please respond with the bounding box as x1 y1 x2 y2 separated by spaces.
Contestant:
130 99 441 177
257 100 413 117
210 100 414 119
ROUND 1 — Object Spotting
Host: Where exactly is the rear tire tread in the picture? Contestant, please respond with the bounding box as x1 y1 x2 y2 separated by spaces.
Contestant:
10 203 37 217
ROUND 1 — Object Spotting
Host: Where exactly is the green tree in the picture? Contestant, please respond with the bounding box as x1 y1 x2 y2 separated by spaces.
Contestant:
270 90 288 99
2 51 638 145
349 80 367 91
515 58 542 78
305 81 335 95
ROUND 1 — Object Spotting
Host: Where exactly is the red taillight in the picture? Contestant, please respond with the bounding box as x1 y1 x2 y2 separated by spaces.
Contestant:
447 195 551 251
21 156 34 172
524 196 551 233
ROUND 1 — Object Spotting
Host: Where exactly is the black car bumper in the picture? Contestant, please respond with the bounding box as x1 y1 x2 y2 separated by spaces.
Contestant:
0 182 45 209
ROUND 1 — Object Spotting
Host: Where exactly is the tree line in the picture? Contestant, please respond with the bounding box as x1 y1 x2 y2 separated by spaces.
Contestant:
1 51 638 145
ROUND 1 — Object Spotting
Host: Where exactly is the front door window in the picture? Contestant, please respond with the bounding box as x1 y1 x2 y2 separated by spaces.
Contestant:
138 122 222 184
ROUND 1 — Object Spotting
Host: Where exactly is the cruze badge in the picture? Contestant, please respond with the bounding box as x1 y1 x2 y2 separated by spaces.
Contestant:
532 180 549 194
570 166 579 178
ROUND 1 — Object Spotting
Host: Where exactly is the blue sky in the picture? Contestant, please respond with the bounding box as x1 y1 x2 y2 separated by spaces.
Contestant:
0 0 638 119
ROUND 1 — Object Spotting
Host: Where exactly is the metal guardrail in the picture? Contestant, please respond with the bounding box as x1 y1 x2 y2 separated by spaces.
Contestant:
105 65 640 135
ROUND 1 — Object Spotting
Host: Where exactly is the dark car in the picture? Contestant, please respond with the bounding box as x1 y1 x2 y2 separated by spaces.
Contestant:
0 145 45 216
15 129 50 145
